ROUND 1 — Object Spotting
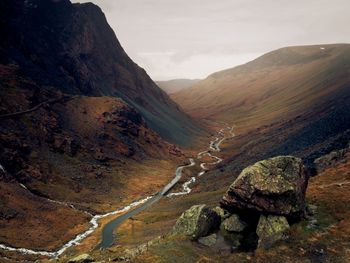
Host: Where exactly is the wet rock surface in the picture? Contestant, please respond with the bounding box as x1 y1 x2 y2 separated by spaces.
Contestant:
221 156 308 218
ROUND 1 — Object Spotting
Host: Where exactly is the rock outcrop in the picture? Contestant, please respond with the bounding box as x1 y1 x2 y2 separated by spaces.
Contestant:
212 206 230 221
221 214 247 232
256 215 290 249
314 148 348 173
172 204 220 240
171 156 309 251
221 156 308 218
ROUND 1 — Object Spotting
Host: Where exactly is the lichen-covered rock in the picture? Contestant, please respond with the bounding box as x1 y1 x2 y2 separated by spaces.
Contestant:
172 204 220 240
212 206 230 221
256 215 290 249
220 229 242 248
67 253 93 263
221 214 247 232
221 156 308 218
198 233 217 247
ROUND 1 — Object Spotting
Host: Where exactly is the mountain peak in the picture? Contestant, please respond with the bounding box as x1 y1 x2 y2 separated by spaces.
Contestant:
0 0 203 145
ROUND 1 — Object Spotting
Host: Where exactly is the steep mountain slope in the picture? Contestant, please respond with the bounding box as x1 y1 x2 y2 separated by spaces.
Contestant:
163 46 350 237
0 0 202 145
156 79 200 94
0 0 204 255
172 44 350 164
173 44 350 131
0 67 184 251
81 46 350 263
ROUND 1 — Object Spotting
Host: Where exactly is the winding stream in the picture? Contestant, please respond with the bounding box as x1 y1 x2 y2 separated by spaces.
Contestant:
0 125 235 258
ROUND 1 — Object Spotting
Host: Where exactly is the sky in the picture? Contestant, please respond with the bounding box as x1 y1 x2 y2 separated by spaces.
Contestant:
71 0 350 80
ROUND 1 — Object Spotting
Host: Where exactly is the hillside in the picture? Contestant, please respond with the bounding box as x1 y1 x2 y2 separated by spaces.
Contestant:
0 0 204 256
0 0 203 145
1 1 349 261
0 66 186 252
173 44 350 131
156 79 200 94
79 45 350 263
173 44 350 164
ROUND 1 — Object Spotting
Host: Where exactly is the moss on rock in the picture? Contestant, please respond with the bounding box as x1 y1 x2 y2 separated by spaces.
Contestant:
256 215 290 249
221 214 247 232
221 156 308 218
172 204 220 240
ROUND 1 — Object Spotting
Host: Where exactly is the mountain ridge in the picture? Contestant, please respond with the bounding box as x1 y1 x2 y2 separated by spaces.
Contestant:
172 43 350 129
0 0 203 145
0 0 204 254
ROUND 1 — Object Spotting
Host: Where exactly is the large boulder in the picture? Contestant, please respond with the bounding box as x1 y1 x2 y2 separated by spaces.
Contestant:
172 204 220 240
256 215 290 249
221 156 308 218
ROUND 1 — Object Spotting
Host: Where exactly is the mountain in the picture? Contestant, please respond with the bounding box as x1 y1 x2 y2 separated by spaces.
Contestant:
156 79 200 94
173 44 350 164
101 45 350 262
0 0 203 146
172 44 350 126
0 0 204 253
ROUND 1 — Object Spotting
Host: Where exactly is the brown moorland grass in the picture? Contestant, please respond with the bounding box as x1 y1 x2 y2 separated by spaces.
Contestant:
92 154 350 263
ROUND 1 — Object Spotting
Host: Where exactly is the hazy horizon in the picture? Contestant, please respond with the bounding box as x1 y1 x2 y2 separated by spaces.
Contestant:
72 0 350 80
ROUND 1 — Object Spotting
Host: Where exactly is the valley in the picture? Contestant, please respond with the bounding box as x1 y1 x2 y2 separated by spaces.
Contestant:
0 122 234 261
0 1 349 263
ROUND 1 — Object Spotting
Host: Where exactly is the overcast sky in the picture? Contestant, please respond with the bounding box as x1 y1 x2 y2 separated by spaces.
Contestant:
72 0 350 80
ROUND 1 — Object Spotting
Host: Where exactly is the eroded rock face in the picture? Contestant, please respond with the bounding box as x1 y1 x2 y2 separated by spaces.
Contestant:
172 204 220 240
221 156 308 218
256 215 290 249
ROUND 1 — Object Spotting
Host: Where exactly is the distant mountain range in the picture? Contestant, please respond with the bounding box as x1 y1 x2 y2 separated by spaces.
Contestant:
156 79 200 94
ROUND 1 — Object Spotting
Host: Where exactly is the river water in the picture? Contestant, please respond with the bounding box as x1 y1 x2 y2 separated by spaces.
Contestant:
0 125 234 257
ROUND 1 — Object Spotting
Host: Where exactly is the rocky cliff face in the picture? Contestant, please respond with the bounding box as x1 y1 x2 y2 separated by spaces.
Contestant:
0 0 202 145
